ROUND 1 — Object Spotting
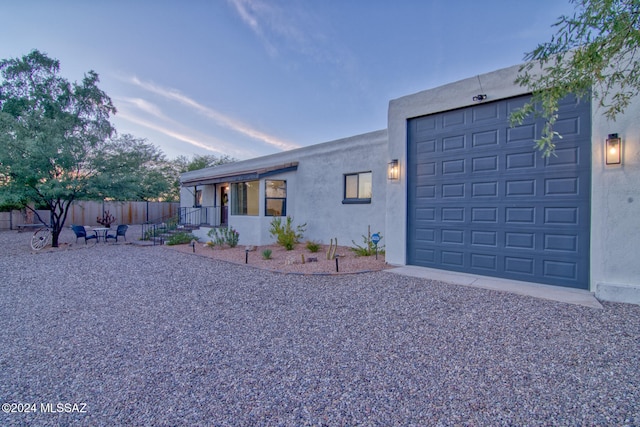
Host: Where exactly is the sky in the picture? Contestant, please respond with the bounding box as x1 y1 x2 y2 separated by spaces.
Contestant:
1 0 576 161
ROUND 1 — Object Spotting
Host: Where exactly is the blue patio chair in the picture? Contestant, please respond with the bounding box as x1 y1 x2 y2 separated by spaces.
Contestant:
71 225 97 244
106 224 128 242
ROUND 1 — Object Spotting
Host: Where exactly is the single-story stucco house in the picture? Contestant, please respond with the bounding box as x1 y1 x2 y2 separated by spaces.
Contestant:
180 62 640 305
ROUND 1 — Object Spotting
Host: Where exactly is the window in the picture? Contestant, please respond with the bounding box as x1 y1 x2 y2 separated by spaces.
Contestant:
343 171 372 204
231 180 259 215
265 180 286 216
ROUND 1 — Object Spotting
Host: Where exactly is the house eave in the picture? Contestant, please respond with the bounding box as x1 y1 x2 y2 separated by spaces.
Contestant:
181 162 299 186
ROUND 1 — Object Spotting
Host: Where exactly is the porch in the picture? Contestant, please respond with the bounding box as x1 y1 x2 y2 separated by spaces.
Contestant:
179 206 227 228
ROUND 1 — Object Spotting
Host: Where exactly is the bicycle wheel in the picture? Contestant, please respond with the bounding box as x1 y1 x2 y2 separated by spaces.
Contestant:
31 228 52 251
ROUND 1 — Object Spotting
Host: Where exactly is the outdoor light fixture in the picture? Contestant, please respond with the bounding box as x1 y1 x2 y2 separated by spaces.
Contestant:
388 159 399 180
605 133 622 165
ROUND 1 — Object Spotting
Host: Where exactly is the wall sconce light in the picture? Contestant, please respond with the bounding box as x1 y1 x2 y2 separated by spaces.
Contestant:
605 133 622 165
388 159 399 180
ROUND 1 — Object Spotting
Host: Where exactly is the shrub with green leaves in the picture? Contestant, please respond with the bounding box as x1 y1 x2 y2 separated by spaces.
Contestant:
207 226 240 248
305 240 321 253
262 249 272 260
269 216 306 250
166 232 196 246
351 229 384 256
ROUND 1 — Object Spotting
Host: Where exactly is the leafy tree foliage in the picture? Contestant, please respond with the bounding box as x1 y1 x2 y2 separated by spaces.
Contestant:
512 0 640 155
173 154 235 173
1 50 237 246
169 154 236 200
93 134 177 202
0 50 116 246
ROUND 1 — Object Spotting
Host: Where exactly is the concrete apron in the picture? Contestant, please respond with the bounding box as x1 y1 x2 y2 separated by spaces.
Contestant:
386 266 603 309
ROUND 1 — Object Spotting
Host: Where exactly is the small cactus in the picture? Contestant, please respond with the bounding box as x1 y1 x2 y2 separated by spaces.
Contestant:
326 237 338 259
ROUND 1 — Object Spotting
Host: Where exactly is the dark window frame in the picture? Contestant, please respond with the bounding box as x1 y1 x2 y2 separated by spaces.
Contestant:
343 171 372 204
230 180 259 216
265 179 287 217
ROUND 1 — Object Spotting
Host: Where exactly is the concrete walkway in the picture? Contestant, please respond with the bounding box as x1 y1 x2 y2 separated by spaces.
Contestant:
386 265 603 309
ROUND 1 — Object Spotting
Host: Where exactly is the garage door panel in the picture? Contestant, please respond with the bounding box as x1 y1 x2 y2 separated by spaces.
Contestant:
472 156 499 172
442 183 465 198
471 253 498 270
472 130 499 147
505 256 535 275
544 260 578 280
442 159 466 174
471 182 498 197
442 135 466 151
471 230 498 247
544 233 578 252
415 138 436 153
441 207 465 222
505 232 536 250
471 207 498 223
407 94 591 289
544 177 579 196
415 116 437 133
442 110 466 128
441 229 465 244
441 250 465 267
545 146 581 167
415 207 436 220
416 161 436 177
472 102 501 122
553 115 582 137
506 151 537 170
415 185 436 198
544 207 579 225
507 124 537 143
416 248 436 263
415 228 436 242
505 179 537 197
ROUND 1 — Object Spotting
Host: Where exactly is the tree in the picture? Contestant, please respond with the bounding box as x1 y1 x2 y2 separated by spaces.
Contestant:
169 154 236 200
511 0 640 155
0 50 116 247
172 154 235 173
93 134 177 202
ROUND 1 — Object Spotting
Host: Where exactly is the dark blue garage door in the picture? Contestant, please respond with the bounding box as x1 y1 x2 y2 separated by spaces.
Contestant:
407 95 591 289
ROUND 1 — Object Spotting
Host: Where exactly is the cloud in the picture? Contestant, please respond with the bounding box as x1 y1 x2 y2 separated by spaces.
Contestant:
116 110 258 159
128 76 301 152
227 0 292 57
119 97 165 119
227 0 329 60
226 0 366 94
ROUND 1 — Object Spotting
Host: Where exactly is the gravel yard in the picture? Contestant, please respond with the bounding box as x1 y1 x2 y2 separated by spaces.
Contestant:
0 228 639 426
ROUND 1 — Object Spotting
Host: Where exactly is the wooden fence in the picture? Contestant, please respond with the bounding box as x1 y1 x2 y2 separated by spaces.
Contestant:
0 201 179 231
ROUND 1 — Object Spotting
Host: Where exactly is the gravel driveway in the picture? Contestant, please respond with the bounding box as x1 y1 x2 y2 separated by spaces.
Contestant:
1 228 639 426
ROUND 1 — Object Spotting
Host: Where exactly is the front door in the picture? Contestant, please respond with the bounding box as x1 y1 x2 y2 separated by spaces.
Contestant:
220 185 229 226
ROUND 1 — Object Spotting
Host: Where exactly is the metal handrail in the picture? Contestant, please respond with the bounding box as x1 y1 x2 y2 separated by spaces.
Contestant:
141 206 224 246
179 206 222 227
141 211 181 246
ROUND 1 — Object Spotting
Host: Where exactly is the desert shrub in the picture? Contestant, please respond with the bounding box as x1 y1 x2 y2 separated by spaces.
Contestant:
269 216 306 250
305 240 321 253
166 232 196 246
207 226 240 248
351 229 384 256
262 249 273 260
